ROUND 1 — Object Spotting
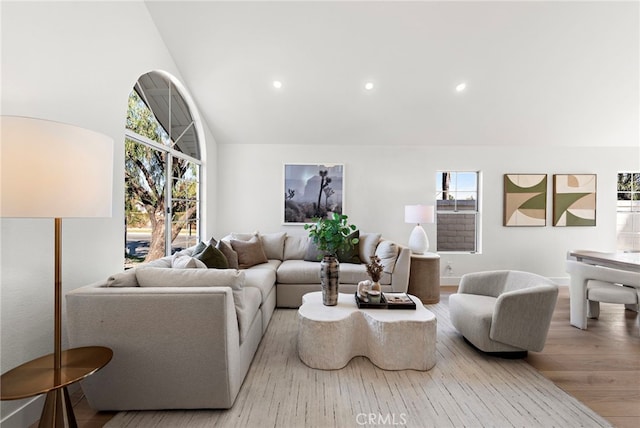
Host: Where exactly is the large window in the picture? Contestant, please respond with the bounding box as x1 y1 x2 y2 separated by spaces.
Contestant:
125 72 202 267
617 172 640 251
435 171 480 253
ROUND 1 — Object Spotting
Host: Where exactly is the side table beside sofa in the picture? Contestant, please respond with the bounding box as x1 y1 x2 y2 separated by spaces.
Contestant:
407 253 440 304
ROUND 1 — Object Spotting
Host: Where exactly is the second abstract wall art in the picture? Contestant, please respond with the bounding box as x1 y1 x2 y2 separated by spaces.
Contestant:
553 174 597 226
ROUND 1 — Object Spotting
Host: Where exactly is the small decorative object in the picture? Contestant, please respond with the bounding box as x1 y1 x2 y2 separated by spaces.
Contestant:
357 280 372 301
405 204 434 254
368 290 381 304
304 213 359 305
366 256 384 292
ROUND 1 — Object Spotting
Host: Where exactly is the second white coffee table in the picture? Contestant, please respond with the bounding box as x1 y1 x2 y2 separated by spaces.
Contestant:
297 292 437 371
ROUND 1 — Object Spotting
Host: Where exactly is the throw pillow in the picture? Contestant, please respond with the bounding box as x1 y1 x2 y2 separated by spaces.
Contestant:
229 231 259 241
191 241 208 257
338 230 361 264
260 232 286 260
195 244 230 269
230 236 268 268
145 257 172 268
216 240 239 269
304 240 324 262
284 235 309 260
172 254 208 269
358 233 382 263
106 269 139 287
375 240 399 273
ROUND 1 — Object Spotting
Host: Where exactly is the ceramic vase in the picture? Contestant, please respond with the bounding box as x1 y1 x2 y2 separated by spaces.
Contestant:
320 255 340 306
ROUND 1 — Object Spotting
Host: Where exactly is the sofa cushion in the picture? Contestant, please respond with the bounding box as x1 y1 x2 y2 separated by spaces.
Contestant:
243 265 277 304
194 244 229 269
359 233 382 263
284 235 309 260
375 240 399 273
216 240 239 269
277 260 321 284
172 254 208 269
260 232 286 260
238 286 262 343
136 268 247 330
337 262 370 284
136 267 244 288
106 269 139 287
231 236 268 268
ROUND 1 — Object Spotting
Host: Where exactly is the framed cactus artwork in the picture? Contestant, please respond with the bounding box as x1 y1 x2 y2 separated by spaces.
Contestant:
283 164 345 224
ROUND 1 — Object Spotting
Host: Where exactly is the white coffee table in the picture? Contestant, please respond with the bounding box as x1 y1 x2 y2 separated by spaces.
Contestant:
297 292 437 371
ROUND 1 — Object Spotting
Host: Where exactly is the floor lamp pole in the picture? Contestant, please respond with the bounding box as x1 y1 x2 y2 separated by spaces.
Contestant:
40 218 76 427
54 218 62 371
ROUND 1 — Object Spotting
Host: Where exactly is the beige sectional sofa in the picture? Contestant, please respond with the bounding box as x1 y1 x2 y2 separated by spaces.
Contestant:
66 232 410 411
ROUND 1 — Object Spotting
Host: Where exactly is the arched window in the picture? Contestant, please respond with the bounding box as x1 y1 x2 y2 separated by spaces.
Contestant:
125 71 202 267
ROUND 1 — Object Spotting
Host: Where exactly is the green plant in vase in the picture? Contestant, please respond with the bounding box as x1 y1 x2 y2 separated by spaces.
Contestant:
304 213 359 305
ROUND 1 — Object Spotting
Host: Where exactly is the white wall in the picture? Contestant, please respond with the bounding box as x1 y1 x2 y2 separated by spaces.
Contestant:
217 144 639 283
0 1 215 425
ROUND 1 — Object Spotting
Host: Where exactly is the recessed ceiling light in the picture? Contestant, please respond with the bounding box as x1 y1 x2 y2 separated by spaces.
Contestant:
273 81 283 89
456 83 467 92
364 82 374 90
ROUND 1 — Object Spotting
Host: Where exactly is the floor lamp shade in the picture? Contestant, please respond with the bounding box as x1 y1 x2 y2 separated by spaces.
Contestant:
405 205 435 254
0 115 114 427
1 116 113 218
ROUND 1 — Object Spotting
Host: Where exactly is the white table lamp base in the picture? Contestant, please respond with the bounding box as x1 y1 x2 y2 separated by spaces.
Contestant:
408 225 429 254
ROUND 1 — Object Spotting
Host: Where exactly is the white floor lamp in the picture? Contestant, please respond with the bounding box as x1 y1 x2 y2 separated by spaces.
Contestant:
1 116 114 427
405 204 435 254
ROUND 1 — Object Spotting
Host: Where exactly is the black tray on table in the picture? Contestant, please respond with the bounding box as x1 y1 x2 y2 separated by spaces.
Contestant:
355 292 388 309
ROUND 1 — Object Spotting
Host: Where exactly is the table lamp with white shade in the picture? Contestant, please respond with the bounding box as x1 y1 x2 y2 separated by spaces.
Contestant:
1 116 114 427
405 204 435 254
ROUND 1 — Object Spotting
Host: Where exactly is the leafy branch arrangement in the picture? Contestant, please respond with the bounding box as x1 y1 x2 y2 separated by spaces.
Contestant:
304 213 359 257
366 256 384 282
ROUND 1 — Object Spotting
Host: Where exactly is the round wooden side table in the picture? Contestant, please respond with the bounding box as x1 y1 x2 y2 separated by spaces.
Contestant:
1 346 112 427
408 253 441 304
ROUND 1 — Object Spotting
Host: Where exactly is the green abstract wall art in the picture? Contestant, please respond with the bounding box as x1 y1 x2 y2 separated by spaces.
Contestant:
553 174 597 226
504 174 547 226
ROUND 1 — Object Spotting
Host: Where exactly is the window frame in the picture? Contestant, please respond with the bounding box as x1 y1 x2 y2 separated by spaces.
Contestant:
616 172 640 252
124 72 203 267
435 171 482 254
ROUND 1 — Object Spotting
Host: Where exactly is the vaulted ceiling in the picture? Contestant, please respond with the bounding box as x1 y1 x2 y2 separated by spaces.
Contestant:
144 1 639 148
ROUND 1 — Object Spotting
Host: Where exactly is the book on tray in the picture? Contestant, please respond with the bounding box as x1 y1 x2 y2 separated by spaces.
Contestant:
383 292 417 309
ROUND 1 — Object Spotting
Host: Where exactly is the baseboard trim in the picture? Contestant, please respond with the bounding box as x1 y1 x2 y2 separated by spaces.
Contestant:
0 395 43 428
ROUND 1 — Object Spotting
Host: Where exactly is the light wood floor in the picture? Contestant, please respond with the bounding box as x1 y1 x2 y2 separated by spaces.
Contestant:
523 286 640 428
61 287 639 428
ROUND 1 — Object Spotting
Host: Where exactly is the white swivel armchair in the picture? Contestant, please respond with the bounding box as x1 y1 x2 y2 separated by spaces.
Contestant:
449 270 558 356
